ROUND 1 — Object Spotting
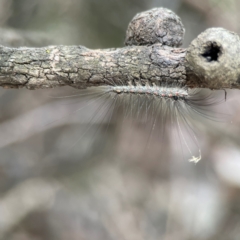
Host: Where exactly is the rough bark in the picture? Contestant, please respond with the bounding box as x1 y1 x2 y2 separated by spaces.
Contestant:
0 44 186 89
125 8 185 47
0 8 239 90
186 28 240 89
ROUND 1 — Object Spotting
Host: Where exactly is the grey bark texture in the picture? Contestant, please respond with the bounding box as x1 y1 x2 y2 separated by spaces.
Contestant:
0 44 186 90
0 8 239 90
124 8 185 47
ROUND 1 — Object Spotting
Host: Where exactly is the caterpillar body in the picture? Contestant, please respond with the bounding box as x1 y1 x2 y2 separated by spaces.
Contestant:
104 81 201 162
108 82 188 100
50 80 225 163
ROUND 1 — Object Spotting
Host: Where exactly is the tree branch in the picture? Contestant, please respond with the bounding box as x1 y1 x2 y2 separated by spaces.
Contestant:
0 44 186 89
0 8 239 90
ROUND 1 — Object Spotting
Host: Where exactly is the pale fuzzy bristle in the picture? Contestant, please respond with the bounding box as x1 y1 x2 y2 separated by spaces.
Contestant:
96 81 202 162
50 81 226 162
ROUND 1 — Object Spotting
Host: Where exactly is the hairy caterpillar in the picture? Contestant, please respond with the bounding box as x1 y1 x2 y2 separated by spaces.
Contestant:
49 80 225 163
107 81 202 162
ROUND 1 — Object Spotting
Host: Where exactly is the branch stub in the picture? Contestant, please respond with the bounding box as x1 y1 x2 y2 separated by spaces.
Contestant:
125 8 185 47
186 28 240 89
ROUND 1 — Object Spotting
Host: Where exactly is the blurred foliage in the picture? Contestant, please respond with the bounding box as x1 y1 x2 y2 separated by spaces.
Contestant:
0 0 240 240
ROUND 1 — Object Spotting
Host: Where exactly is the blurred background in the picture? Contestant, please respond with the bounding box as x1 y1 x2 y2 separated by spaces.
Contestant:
0 0 240 239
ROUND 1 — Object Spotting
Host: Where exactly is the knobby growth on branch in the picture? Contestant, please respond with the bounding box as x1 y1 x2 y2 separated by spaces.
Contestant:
0 8 240 90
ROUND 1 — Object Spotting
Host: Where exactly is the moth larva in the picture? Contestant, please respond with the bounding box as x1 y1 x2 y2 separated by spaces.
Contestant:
49 80 226 163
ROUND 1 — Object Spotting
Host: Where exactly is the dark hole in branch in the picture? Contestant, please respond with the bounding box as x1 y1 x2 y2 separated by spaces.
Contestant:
201 42 222 62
